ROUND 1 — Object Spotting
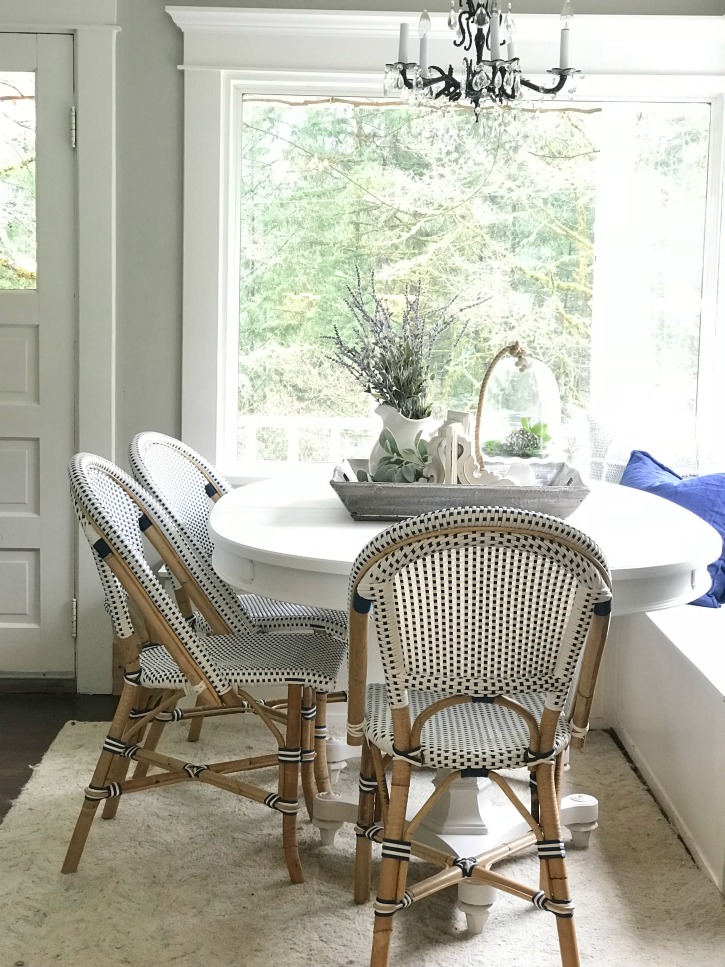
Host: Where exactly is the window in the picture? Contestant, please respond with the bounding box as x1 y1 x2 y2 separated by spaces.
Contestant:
171 9 725 480
236 96 709 474
0 71 36 289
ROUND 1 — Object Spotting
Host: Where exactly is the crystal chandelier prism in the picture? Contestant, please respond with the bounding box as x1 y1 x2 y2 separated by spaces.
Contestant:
384 2 579 118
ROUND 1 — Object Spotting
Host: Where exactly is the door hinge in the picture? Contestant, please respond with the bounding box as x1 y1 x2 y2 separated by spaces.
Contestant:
71 597 78 639
70 106 76 149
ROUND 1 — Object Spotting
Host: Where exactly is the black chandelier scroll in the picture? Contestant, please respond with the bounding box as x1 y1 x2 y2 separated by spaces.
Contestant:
384 2 580 117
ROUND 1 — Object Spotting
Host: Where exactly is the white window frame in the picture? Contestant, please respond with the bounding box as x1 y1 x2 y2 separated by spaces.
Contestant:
168 7 725 480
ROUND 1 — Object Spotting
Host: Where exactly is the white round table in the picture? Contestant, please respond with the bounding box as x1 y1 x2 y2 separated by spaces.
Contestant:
208 468 721 931
209 470 721 617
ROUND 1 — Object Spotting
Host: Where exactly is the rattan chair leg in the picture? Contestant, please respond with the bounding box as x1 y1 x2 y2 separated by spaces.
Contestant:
131 695 175 780
300 686 316 819
169 585 206 744
186 695 205 743
102 682 154 820
101 728 136 820
313 690 332 795
537 760 580 967
354 739 376 905
62 680 138 873
280 684 304 884
369 757 413 967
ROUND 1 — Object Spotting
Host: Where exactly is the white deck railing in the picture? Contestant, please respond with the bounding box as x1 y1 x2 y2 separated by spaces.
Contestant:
237 413 376 464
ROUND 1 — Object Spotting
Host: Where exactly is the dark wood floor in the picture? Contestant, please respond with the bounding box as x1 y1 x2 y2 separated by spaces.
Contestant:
0 694 116 822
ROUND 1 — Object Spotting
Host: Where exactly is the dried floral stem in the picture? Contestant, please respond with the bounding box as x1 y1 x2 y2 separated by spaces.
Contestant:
327 268 487 420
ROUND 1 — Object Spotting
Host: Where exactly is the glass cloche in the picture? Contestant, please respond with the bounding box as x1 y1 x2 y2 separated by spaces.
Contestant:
475 343 562 462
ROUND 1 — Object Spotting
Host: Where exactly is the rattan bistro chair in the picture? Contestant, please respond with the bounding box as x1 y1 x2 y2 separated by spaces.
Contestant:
63 453 347 883
93 452 343 810
345 507 612 967
129 431 348 755
128 431 347 639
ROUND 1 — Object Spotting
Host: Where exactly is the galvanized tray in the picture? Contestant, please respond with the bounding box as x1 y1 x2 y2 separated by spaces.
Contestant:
330 459 589 522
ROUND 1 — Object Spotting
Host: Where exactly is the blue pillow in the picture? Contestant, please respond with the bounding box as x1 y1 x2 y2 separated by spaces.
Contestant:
620 450 725 608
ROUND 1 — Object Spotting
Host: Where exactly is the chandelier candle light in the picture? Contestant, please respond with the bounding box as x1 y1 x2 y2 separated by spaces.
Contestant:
385 1 579 117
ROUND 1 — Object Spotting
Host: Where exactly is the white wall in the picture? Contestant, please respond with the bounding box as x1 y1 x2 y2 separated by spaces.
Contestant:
113 0 725 463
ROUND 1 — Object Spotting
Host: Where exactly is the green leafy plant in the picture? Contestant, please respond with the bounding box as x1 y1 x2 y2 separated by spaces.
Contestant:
326 268 483 420
484 417 552 458
357 428 429 483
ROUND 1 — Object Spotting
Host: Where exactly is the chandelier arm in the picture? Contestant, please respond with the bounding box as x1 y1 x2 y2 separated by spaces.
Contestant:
397 65 462 100
519 72 572 97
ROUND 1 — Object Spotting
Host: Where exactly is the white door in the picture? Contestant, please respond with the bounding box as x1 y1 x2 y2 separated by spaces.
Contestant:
0 34 76 681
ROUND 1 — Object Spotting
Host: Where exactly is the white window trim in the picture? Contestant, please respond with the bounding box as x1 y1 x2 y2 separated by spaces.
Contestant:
169 7 725 478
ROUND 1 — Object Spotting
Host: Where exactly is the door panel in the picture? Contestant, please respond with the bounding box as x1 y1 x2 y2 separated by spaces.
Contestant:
0 33 75 679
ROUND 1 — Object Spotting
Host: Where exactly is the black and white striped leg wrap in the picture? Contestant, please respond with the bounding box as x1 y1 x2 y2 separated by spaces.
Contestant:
123 669 142 686
537 839 566 860
84 782 122 801
103 736 139 758
358 774 377 796
532 891 574 918
392 744 422 767
278 747 301 765
157 708 185 722
264 794 299 815
183 763 208 779
301 704 316 721
354 822 383 840
381 838 411 863
373 892 414 917
525 747 556 764
301 748 316 763
314 724 328 741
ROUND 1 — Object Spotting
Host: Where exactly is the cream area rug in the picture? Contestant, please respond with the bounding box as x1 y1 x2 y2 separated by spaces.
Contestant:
2 717 724 967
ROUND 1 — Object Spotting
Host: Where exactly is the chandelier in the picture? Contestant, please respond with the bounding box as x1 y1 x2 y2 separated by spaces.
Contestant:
384 2 579 117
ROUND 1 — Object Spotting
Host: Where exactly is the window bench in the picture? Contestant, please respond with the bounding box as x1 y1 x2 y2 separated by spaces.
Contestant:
607 607 725 893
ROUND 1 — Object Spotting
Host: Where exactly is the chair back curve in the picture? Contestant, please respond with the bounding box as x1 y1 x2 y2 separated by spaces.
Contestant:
69 452 235 700
129 431 230 562
348 506 612 712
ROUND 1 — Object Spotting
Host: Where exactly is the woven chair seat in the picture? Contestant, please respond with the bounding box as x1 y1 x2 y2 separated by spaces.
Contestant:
139 630 347 692
236 593 347 638
364 684 570 772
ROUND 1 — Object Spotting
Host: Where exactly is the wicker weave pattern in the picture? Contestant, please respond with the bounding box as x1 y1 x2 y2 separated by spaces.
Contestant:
364 685 569 771
69 454 346 695
354 508 610 710
70 456 234 695
350 508 612 966
137 632 343 691
129 432 347 637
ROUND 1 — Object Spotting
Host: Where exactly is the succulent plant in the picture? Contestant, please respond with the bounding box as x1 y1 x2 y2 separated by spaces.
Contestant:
357 428 429 483
484 417 552 459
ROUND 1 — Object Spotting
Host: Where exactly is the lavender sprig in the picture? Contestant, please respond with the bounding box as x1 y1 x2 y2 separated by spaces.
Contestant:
327 268 484 420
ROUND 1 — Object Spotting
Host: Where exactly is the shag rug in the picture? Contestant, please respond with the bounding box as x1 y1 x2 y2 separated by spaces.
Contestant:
2 718 724 967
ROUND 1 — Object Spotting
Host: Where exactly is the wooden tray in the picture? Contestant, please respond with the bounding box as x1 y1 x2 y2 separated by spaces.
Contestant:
330 459 589 522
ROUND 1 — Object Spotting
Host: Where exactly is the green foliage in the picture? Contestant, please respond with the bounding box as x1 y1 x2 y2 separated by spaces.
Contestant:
237 101 600 426
358 428 429 483
484 417 552 458
236 98 709 462
326 268 480 420
0 77 37 290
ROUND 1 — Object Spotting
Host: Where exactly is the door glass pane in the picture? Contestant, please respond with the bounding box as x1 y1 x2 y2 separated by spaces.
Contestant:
0 72 36 289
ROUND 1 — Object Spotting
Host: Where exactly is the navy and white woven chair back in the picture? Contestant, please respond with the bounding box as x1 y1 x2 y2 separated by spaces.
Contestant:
353 507 611 709
71 491 136 642
129 431 230 562
69 453 233 697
